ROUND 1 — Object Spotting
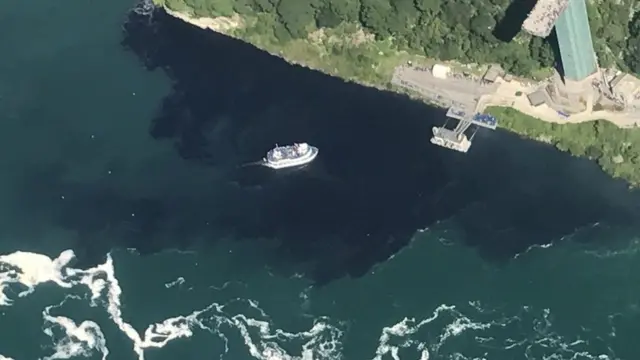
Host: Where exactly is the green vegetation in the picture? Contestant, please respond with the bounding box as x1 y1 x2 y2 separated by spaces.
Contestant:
625 11 640 75
155 0 640 76
489 107 640 186
235 17 410 86
152 0 640 185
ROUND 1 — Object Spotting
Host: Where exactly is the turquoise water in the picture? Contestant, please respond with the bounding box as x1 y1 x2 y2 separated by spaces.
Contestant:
2 1 640 359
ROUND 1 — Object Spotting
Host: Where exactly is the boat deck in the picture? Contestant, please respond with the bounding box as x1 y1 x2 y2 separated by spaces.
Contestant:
431 107 498 153
264 145 319 169
267 145 309 161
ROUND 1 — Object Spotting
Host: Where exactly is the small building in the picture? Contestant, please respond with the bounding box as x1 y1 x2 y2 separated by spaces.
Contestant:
483 65 504 83
432 64 450 79
527 90 547 107
610 73 640 101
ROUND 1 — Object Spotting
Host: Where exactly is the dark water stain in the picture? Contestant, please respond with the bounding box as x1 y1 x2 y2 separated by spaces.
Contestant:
15 8 639 285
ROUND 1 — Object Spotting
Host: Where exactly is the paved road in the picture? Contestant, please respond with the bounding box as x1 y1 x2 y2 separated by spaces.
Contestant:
391 66 498 112
392 65 640 128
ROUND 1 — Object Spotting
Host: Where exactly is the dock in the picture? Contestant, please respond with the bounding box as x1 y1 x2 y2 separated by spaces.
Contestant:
445 106 497 129
431 126 472 152
391 65 499 153
430 106 498 153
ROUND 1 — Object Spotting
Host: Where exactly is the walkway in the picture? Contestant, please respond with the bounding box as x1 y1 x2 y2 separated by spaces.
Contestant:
484 80 640 128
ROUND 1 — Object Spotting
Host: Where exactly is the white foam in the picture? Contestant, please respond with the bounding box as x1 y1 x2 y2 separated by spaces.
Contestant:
41 299 109 360
0 246 620 360
164 276 185 289
373 303 616 360
0 249 344 360
0 250 74 305
373 304 455 360
132 0 156 16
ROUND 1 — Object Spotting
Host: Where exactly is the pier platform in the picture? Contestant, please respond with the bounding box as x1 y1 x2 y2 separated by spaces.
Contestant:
431 127 471 153
445 106 469 120
471 113 497 129
446 107 497 129
431 107 498 153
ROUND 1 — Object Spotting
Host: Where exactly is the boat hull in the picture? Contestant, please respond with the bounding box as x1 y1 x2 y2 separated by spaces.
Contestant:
263 147 319 169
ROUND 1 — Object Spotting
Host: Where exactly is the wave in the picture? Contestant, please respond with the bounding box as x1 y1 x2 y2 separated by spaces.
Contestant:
374 302 618 360
42 302 109 360
0 250 343 360
132 0 156 17
0 245 627 360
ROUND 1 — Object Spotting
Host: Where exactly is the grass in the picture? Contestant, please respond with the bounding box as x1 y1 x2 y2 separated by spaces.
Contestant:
231 14 430 87
162 5 640 187
488 107 640 186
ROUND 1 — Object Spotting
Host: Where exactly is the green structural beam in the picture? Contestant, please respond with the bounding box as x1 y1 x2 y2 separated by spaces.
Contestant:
554 0 597 81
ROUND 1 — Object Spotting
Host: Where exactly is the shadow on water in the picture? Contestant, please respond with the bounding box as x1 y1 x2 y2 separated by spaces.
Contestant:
547 30 566 79
27 7 640 285
493 0 537 42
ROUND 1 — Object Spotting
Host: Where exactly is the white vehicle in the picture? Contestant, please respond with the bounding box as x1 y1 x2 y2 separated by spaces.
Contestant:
262 143 318 169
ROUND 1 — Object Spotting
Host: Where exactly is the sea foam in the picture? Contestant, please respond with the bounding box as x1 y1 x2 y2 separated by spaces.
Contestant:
0 249 344 360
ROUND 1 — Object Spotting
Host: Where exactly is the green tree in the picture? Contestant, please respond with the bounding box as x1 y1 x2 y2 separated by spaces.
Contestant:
359 0 393 38
625 12 640 74
414 0 440 14
529 37 554 67
166 0 639 78
316 5 342 28
625 36 640 74
276 0 317 38
440 1 473 28
386 0 417 35
232 0 253 14
470 13 496 40
330 0 360 23
252 0 278 12
316 0 360 27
